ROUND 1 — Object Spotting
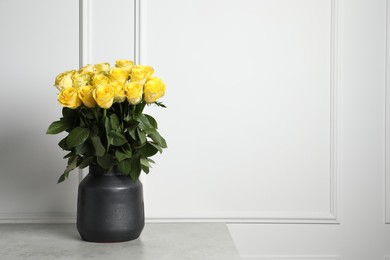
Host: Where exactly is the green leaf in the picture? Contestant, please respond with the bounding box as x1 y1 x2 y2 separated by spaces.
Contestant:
137 142 159 157
118 158 131 175
62 107 74 119
46 120 70 134
130 155 141 182
63 152 73 159
82 108 95 119
160 136 168 149
129 129 137 140
115 150 132 162
110 114 120 130
124 112 131 122
137 128 146 144
138 114 152 130
126 120 139 132
135 102 147 116
90 125 99 136
57 173 67 184
58 137 68 150
144 114 158 128
154 101 166 108
79 156 94 169
142 165 150 174
108 131 128 146
140 157 152 167
58 155 80 183
104 117 111 149
144 128 161 143
67 155 79 169
144 128 167 148
75 142 90 155
104 117 111 132
149 142 163 153
91 136 106 157
66 127 90 148
122 142 132 151
97 153 115 169
66 162 78 172
149 133 162 146
79 117 87 127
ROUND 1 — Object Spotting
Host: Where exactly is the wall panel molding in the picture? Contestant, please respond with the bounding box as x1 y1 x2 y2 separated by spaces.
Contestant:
134 0 141 64
142 0 341 224
0 212 76 224
79 0 90 69
78 0 90 183
386 0 390 224
146 212 337 224
241 255 340 260
329 0 341 224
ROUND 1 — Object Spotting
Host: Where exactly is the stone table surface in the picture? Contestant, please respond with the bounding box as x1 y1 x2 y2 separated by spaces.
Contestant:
0 223 240 260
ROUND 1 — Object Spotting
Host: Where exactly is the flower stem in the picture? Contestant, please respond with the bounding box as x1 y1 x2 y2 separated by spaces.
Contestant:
119 103 124 128
132 105 136 118
119 103 123 116
139 102 146 114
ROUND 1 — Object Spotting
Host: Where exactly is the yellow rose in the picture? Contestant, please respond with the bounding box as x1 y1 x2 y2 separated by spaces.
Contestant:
78 85 96 108
92 74 110 88
115 59 134 73
79 64 94 73
109 67 129 85
144 77 165 103
93 85 115 109
110 80 126 103
130 65 154 84
72 72 93 88
54 70 76 90
124 82 143 105
94 62 110 73
58 87 82 109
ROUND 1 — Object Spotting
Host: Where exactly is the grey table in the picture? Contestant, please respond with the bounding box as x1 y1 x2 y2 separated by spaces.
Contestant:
0 223 240 259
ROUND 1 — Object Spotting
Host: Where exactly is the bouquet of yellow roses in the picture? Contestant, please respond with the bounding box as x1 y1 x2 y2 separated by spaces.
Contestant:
47 60 167 183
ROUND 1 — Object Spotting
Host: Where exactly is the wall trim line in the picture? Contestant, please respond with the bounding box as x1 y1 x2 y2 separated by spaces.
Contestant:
386 0 390 224
240 256 340 260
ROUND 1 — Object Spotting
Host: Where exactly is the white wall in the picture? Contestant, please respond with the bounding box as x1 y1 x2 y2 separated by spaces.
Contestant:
0 0 79 222
0 0 389 258
87 0 135 64
141 0 336 223
228 0 389 258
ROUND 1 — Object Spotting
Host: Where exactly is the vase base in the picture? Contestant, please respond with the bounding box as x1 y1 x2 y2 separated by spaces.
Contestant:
79 232 142 243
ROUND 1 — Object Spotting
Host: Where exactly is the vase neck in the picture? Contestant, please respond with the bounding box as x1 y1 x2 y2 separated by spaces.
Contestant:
89 165 124 176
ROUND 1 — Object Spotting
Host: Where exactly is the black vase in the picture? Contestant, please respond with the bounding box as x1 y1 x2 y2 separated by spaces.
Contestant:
77 165 145 242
